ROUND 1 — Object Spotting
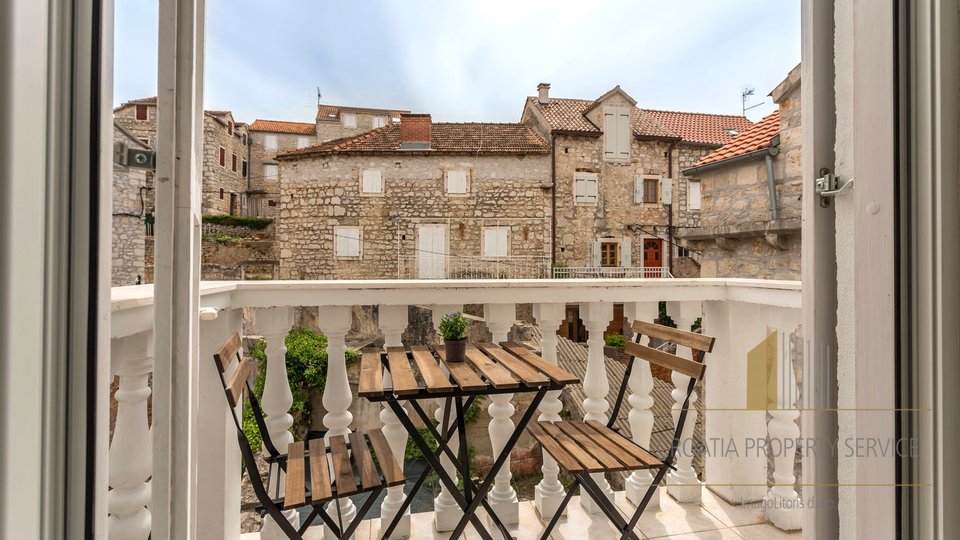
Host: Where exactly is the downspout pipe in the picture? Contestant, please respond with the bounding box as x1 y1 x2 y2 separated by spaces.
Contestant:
666 140 677 274
550 133 557 269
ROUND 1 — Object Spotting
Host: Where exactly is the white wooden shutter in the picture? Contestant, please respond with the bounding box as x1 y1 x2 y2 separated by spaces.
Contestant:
264 164 278 181
604 111 617 157
483 227 508 257
447 170 468 193
688 180 702 210
297 137 310 148
591 241 602 267
336 227 361 257
576 173 598 203
620 240 632 267
264 134 277 150
634 177 644 203
361 170 382 193
617 110 630 157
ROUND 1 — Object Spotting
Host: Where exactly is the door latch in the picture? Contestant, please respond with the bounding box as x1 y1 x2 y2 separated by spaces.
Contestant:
815 167 855 207
113 142 156 170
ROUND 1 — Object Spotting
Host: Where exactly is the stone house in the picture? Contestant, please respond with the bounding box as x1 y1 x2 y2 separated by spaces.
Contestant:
275 114 552 280
315 103 410 143
677 65 802 280
248 119 318 217
111 122 149 286
520 84 753 278
113 96 250 216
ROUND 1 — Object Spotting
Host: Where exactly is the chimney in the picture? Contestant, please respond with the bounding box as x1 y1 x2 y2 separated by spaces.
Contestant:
400 113 432 150
537 83 551 104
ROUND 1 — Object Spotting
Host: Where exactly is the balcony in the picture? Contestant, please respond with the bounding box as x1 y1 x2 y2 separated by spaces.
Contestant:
109 278 802 539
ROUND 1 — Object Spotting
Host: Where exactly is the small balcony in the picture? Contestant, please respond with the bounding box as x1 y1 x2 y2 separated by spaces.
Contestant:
109 278 803 539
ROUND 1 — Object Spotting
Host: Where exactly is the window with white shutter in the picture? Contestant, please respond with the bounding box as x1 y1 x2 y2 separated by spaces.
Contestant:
372 117 386 129
334 226 362 258
574 172 598 204
688 180 702 210
446 170 468 194
634 177 645 203
604 107 631 160
361 169 383 194
264 164 278 182
342 113 357 128
264 134 278 151
483 227 509 258
297 136 311 149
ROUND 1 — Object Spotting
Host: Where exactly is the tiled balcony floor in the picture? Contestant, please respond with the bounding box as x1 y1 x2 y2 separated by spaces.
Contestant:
241 489 801 539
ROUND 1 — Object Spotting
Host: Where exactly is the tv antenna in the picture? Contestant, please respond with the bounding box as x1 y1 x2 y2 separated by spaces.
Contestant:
317 87 323 107
742 87 764 116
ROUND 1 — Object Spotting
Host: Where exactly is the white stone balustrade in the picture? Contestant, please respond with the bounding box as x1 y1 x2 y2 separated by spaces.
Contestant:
578 301 615 515
623 302 661 510
431 304 464 532
107 278 804 539
484 303 519 526
377 304 411 539
108 331 154 540
666 301 704 503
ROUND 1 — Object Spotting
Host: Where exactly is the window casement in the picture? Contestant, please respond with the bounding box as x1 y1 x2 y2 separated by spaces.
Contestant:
688 179 702 210
228 122 234 136
342 113 357 128
231 153 237 172
482 227 509 258
218 146 226 167
297 136 311 149
334 226 362 258
574 172 599 204
361 169 383 194
636 175 659 204
603 106 631 160
241 160 248 177
135 104 148 121
600 241 619 267
264 134 278 151
264 164 278 182
445 170 469 194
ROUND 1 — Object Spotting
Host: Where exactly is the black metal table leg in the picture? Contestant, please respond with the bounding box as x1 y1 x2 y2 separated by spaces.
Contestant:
455 396 472 506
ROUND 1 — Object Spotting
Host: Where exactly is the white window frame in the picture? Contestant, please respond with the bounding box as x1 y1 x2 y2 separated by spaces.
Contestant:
445 169 469 195
360 169 383 194
603 106 631 161
342 113 357 128
264 134 278 151
333 226 362 259
263 163 278 182
372 117 386 129
296 136 311 149
482 227 510 258
687 179 702 210
638 175 660 205
574 172 598 205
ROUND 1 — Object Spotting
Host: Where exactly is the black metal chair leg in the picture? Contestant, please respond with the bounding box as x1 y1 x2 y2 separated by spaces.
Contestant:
340 489 383 540
578 473 640 540
618 464 671 540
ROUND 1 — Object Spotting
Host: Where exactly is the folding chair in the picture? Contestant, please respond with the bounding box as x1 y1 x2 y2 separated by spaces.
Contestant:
212 333 405 539
528 320 715 540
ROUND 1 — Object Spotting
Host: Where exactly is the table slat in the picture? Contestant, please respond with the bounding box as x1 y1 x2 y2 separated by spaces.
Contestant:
436 348 487 391
480 343 550 386
527 423 584 473
308 438 333 502
367 429 405 486
410 345 454 393
386 347 420 395
284 441 306 507
349 432 382 490
358 351 384 397
501 342 580 385
329 435 358 497
464 347 518 388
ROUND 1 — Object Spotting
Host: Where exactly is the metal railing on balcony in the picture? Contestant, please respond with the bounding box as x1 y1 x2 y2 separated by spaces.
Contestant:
552 266 674 279
396 254 551 280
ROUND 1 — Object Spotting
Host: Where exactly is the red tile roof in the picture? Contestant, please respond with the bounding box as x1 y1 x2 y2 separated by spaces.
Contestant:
249 119 316 135
278 123 549 158
693 110 781 168
316 104 410 122
645 109 754 146
525 97 676 139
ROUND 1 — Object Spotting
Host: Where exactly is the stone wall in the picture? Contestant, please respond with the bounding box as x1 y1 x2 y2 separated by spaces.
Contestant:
316 112 396 142
201 114 249 215
112 127 148 286
248 130 316 216
277 152 551 280
201 238 278 280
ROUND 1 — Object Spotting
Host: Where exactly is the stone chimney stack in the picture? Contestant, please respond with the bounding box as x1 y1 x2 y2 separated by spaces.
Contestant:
537 83 551 104
400 113 432 150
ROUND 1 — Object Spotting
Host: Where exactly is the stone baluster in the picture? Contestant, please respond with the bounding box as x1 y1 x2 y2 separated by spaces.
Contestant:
378 304 411 539
318 305 357 540
665 301 703 503
579 301 615 514
256 307 299 539
484 303 519 526
623 302 661 510
432 304 464 532
108 331 154 540
765 312 802 531
532 303 567 520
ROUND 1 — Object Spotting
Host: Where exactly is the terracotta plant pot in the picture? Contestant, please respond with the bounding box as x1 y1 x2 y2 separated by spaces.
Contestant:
444 338 467 362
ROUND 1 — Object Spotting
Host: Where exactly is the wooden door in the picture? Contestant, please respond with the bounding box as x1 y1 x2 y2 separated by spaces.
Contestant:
557 304 586 342
643 238 662 277
416 224 447 278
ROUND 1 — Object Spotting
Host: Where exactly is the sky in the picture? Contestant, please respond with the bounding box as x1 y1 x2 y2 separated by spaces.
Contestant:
114 1 800 125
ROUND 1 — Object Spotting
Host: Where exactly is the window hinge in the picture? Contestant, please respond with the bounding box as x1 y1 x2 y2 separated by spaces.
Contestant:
113 142 156 170
815 167 855 207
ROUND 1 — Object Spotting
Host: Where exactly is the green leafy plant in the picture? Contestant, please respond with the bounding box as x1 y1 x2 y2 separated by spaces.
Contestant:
202 214 273 230
605 334 627 347
655 301 677 328
691 317 702 332
438 312 468 341
242 328 359 448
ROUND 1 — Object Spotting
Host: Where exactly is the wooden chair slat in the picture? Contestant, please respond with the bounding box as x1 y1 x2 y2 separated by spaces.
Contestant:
225 357 254 408
584 420 662 469
625 341 705 380
366 429 405 487
358 351 384 397
541 421 603 472
501 342 580 385
436 348 487 391
465 347 518 388
329 435 358 497
308 438 333 503
566 421 643 469
527 423 584 473
480 343 550 386
214 333 242 373
284 441 307 508
386 348 420 395
555 421 630 471
410 345 454 393
349 432 382 490
632 320 715 353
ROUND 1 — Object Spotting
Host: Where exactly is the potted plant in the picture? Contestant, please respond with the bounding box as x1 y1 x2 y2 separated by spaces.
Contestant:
604 333 628 363
439 312 468 362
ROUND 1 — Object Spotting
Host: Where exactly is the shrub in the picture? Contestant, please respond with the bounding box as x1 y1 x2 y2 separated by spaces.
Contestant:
438 312 468 341
655 301 677 328
202 214 273 230
605 334 627 347
242 328 359 449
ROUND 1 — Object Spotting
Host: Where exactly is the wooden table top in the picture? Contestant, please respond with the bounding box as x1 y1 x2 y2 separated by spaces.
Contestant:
358 342 579 401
